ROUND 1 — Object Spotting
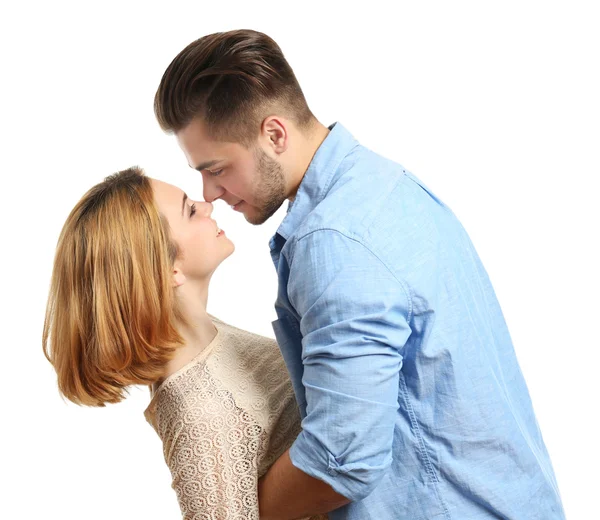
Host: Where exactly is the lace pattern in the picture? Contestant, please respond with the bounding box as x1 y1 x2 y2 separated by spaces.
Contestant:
144 317 327 520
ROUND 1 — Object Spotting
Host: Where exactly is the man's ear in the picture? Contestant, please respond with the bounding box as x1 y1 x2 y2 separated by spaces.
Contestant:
173 265 186 288
261 116 288 154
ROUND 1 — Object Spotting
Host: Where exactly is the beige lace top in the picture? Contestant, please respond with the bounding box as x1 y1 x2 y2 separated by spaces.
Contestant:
144 316 326 520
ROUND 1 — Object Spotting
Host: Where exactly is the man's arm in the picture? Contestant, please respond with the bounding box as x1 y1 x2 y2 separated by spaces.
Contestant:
260 229 412 518
258 449 350 520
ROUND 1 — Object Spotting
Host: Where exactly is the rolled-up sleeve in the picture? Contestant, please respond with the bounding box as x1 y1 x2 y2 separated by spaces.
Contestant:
287 229 412 502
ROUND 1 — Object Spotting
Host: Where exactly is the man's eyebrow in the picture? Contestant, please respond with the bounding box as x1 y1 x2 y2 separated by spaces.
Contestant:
191 160 221 172
181 193 188 216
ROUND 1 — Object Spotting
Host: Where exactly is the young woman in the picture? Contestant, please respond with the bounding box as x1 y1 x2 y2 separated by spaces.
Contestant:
43 166 326 520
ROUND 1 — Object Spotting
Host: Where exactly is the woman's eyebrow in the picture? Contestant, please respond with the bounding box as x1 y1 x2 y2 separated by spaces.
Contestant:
181 193 188 216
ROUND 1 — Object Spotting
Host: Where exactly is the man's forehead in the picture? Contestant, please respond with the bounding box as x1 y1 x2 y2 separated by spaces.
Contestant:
176 117 215 149
184 143 245 172
177 129 228 166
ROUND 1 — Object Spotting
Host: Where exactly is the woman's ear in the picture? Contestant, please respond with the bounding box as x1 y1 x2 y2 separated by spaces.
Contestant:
173 265 186 287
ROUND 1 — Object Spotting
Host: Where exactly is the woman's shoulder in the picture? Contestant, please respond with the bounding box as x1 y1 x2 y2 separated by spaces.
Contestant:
209 314 279 349
144 359 211 430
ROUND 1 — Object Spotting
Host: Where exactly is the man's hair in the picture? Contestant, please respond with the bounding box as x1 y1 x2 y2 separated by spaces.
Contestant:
154 29 314 145
42 167 184 407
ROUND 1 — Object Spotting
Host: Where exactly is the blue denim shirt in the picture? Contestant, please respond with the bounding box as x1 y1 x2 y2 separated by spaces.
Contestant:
269 123 565 519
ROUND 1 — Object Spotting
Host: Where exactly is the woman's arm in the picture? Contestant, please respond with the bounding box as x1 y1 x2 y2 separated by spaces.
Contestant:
154 382 265 519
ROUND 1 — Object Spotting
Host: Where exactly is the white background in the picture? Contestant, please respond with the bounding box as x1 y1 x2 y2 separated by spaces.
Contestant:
1 1 598 518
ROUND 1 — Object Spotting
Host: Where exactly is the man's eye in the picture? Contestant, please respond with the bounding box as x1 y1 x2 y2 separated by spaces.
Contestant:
190 203 196 217
209 169 223 177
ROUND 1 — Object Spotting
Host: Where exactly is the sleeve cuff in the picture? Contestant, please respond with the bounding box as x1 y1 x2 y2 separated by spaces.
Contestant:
289 428 392 502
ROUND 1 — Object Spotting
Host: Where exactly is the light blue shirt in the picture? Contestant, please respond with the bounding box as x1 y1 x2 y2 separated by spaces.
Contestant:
270 123 565 519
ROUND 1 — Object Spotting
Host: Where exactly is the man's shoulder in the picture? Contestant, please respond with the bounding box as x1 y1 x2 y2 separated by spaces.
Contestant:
289 152 399 234
291 172 437 245
285 167 459 280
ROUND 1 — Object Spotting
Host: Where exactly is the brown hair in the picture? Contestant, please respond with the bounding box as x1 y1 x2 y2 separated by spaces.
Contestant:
42 167 184 407
154 29 314 145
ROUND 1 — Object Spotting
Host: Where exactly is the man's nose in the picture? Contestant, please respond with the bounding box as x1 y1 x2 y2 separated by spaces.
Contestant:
202 176 224 203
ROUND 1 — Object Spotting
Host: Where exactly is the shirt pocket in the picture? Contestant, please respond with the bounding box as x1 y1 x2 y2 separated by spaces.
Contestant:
272 315 307 417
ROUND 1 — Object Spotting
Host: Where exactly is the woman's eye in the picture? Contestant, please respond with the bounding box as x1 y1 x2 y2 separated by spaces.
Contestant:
190 203 196 217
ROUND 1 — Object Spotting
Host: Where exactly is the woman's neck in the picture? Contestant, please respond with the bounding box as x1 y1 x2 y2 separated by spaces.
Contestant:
160 281 218 382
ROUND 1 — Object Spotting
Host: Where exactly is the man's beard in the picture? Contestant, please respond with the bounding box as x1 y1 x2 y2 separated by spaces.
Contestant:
246 148 287 225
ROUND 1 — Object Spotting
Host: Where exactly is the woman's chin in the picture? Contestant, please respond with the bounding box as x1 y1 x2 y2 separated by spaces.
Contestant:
223 240 235 258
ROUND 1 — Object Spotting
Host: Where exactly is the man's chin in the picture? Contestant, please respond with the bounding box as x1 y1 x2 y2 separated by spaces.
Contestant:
243 205 279 226
244 212 269 226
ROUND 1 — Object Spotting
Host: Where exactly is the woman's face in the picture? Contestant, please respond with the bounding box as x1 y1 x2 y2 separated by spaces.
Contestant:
151 178 234 281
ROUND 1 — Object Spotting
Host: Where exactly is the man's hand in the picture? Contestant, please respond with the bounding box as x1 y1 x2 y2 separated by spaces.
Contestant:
258 449 350 520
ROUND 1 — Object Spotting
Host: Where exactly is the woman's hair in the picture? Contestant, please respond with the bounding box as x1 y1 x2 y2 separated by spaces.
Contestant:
43 167 184 407
154 29 315 145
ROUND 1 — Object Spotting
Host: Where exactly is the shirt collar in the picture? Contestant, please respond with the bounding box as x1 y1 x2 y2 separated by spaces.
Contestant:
273 122 359 244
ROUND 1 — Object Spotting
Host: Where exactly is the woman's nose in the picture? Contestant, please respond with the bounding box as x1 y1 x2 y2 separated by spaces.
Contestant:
200 201 213 216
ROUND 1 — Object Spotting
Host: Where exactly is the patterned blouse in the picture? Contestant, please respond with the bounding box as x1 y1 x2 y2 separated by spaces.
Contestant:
144 316 327 520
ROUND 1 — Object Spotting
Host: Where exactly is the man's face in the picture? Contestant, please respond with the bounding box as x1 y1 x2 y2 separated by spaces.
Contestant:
176 118 287 225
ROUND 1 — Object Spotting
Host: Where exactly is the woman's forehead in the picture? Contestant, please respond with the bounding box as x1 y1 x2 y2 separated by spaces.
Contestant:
151 178 185 213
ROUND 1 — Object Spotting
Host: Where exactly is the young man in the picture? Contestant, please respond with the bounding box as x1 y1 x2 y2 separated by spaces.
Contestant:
154 29 565 520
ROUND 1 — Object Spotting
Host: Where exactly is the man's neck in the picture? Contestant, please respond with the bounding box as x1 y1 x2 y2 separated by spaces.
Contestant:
288 121 330 201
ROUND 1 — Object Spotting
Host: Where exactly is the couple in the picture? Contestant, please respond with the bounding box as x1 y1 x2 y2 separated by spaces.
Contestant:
43 30 565 519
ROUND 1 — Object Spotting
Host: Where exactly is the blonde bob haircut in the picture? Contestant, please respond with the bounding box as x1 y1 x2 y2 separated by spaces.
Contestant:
43 167 185 407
